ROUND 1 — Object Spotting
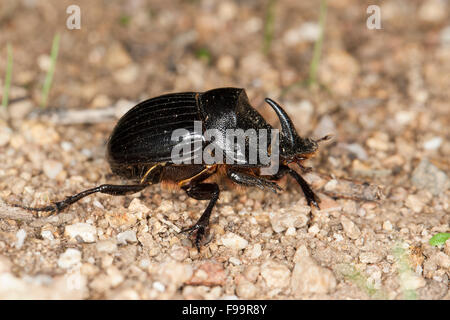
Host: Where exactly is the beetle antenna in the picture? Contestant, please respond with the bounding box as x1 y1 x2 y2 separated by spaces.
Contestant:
315 134 333 143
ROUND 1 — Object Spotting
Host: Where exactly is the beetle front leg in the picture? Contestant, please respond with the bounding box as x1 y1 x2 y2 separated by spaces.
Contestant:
180 183 220 251
227 168 282 193
266 165 320 209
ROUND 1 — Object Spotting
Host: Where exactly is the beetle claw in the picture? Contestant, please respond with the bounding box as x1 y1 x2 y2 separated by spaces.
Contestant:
180 222 209 252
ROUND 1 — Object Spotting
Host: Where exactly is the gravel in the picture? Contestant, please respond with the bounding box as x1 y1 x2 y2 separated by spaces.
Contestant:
0 0 448 301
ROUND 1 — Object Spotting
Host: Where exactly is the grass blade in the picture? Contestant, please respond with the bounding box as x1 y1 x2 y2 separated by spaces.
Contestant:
41 33 60 108
2 43 13 108
307 0 327 87
263 0 276 55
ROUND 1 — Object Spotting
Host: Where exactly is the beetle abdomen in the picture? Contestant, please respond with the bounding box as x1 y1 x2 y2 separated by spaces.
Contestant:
107 92 203 176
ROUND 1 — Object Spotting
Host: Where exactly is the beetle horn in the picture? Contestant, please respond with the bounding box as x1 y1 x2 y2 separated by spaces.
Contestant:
265 98 297 147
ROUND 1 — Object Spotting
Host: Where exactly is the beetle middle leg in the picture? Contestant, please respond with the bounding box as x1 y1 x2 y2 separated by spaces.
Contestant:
180 183 220 251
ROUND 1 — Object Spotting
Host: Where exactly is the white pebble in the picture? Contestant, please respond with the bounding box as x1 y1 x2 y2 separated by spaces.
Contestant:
65 223 97 243
220 232 248 250
308 224 320 234
42 160 63 180
58 248 81 269
245 244 262 259
61 141 73 151
229 257 241 266
15 229 27 249
423 137 442 150
269 206 310 233
284 22 320 46
285 227 297 236
41 230 55 241
96 240 117 253
153 281 165 292
117 230 137 245
383 220 393 231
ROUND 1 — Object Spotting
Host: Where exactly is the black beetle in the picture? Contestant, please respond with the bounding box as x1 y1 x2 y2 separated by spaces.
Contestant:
16 87 330 249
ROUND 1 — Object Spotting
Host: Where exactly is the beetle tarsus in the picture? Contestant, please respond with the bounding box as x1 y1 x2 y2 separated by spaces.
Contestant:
180 221 209 252
12 203 58 213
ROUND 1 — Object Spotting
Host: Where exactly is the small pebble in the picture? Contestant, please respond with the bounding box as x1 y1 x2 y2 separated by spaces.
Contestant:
419 0 447 23
42 160 63 180
8 100 33 120
220 232 248 250
41 230 55 241
58 248 82 269
441 26 450 47
283 22 320 46
116 230 137 245
15 229 27 249
423 137 442 150
261 261 291 289
405 194 425 213
0 126 12 147
114 64 139 84
169 244 189 261
359 252 383 264
291 247 336 295
187 262 226 286
433 252 450 269
96 240 117 253
269 206 310 233
153 281 165 292
383 221 393 231
65 223 97 243
229 257 241 266
411 159 449 196
308 224 320 235
340 216 361 240
236 280 257 299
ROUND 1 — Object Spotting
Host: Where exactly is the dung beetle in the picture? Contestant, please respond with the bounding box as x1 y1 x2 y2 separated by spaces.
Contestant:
15 87 330 249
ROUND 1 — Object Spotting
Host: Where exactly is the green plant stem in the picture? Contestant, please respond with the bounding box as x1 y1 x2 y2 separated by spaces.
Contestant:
41 33 60 108
2 43 13 108
308 0 327 87
263 0 276 55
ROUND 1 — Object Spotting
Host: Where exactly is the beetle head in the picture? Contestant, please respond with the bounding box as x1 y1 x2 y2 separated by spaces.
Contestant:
265 98 331 162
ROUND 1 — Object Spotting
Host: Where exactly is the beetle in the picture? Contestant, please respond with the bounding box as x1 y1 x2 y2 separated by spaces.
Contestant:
15 87 330 249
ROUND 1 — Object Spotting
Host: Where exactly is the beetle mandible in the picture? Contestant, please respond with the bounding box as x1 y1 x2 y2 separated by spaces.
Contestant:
16 87 330 249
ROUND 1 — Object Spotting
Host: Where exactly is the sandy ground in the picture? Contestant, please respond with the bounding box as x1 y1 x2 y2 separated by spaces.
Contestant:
0 0 449 299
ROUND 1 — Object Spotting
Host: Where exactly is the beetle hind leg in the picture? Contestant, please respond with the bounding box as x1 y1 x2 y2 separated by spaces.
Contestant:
14 184 149 213
180 183 220 251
